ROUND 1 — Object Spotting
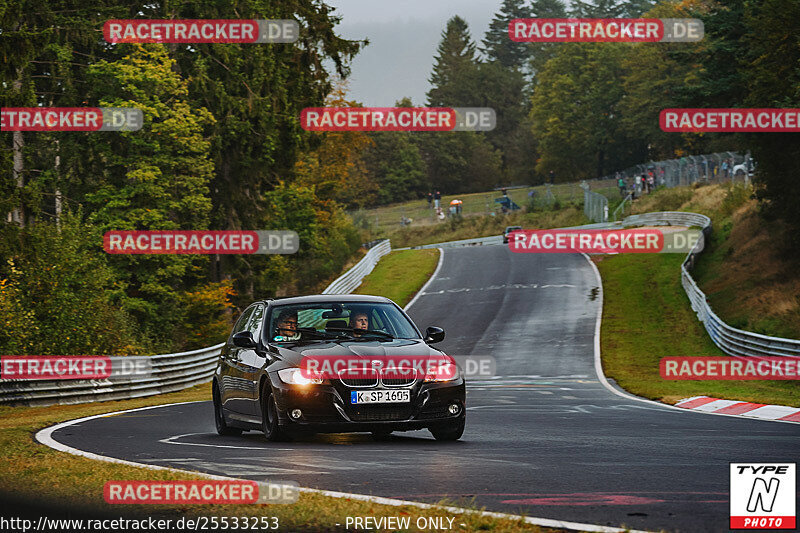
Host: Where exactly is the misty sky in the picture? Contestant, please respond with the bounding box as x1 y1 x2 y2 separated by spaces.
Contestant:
324 0 505 106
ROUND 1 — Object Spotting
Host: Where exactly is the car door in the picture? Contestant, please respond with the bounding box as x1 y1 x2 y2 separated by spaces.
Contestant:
237 303 267 416
220 306 254 414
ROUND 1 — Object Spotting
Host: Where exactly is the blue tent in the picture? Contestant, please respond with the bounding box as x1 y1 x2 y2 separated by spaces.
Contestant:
494 197 520 210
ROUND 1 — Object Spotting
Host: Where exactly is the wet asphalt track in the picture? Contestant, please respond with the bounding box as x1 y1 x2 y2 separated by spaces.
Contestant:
51 245 800 532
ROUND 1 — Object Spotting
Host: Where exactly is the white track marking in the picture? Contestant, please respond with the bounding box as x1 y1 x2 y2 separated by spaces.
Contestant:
35 401 649 533
404 247 443 311
158 432 293 451
582 253 799 425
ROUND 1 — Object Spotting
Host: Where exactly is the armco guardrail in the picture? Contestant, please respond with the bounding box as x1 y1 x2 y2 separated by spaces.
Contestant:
322 239 391 294
622 211 800 358
0 343 223 407
1 240 392 407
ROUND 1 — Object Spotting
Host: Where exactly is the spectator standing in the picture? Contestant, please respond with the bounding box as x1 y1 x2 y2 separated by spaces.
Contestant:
427 192 432 209
434 190 441 209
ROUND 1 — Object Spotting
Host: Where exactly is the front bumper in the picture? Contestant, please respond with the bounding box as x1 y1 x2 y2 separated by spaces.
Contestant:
268 374 465 433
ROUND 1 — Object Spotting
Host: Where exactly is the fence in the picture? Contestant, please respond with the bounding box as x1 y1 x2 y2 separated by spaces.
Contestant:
619 211 800 358
585 151 755 222
602 151 754 189
581 181 609 223
0 240 392 407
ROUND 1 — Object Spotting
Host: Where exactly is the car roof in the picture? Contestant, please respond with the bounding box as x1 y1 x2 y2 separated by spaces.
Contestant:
257 294 395 307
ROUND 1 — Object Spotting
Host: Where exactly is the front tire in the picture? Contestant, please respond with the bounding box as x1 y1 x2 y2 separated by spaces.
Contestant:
213 382 242 436
261 383 291 442
429 418 465 441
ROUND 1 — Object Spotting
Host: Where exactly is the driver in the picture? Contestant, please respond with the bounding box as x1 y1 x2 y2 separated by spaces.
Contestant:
348 311 369 337
275 309 301 341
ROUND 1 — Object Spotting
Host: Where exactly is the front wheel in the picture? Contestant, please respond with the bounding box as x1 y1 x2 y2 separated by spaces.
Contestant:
429 418 465 441
213 382 242 436
261 383 291 442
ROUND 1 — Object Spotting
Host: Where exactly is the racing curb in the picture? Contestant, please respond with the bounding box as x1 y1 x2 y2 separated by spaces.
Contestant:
674 396 800 422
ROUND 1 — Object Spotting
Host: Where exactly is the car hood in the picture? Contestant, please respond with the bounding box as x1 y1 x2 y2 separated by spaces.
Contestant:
273 339 445 368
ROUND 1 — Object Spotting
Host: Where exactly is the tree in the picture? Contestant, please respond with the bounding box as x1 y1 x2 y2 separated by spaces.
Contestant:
569 0 655 17
417 132 502 194
469 62 531 180
427 16 479 106
161 0 365 304
482 0 532 70
0 0 368 354
0 213 143 356
530 43 643 180
0 0 133 233
162 0 365 235
84 45 216 349
527 0 568 77
364 132 428 205
618 0 709 160
294 81 377 209
738 0 800 252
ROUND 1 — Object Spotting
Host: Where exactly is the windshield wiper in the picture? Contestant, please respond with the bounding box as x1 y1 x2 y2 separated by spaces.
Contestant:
324 327 395 340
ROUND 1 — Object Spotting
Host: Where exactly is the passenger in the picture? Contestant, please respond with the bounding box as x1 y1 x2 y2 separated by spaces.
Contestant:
275 310 300 341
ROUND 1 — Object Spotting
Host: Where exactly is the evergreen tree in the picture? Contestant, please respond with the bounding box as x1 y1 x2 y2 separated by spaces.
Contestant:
427 16 478 106
570 0 655 18
531 0 568 18
528 0 568 77
569 0 625 17
482 0 532 70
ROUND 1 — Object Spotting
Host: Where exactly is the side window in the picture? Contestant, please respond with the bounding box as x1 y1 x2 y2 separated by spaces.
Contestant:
246 304 264 339
231 307 254 339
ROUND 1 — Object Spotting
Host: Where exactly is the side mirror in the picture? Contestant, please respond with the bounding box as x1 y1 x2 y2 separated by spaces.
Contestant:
232 331 257 349
424 326 445 344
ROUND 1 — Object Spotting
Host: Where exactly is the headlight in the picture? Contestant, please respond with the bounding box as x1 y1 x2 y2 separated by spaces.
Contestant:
424 362 459 382
278 368 323 385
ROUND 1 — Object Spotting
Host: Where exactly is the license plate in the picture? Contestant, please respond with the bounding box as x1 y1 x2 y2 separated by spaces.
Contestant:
351 389 410 404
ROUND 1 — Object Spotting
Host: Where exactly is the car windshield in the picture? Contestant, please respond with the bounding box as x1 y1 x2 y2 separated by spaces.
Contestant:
265 302 420 343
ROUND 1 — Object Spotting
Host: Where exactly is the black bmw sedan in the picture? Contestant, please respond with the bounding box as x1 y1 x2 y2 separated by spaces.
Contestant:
212 295 465 441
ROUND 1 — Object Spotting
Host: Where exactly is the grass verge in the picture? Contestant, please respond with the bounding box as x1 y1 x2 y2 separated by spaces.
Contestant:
595 253 800 407
353 249 440 306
